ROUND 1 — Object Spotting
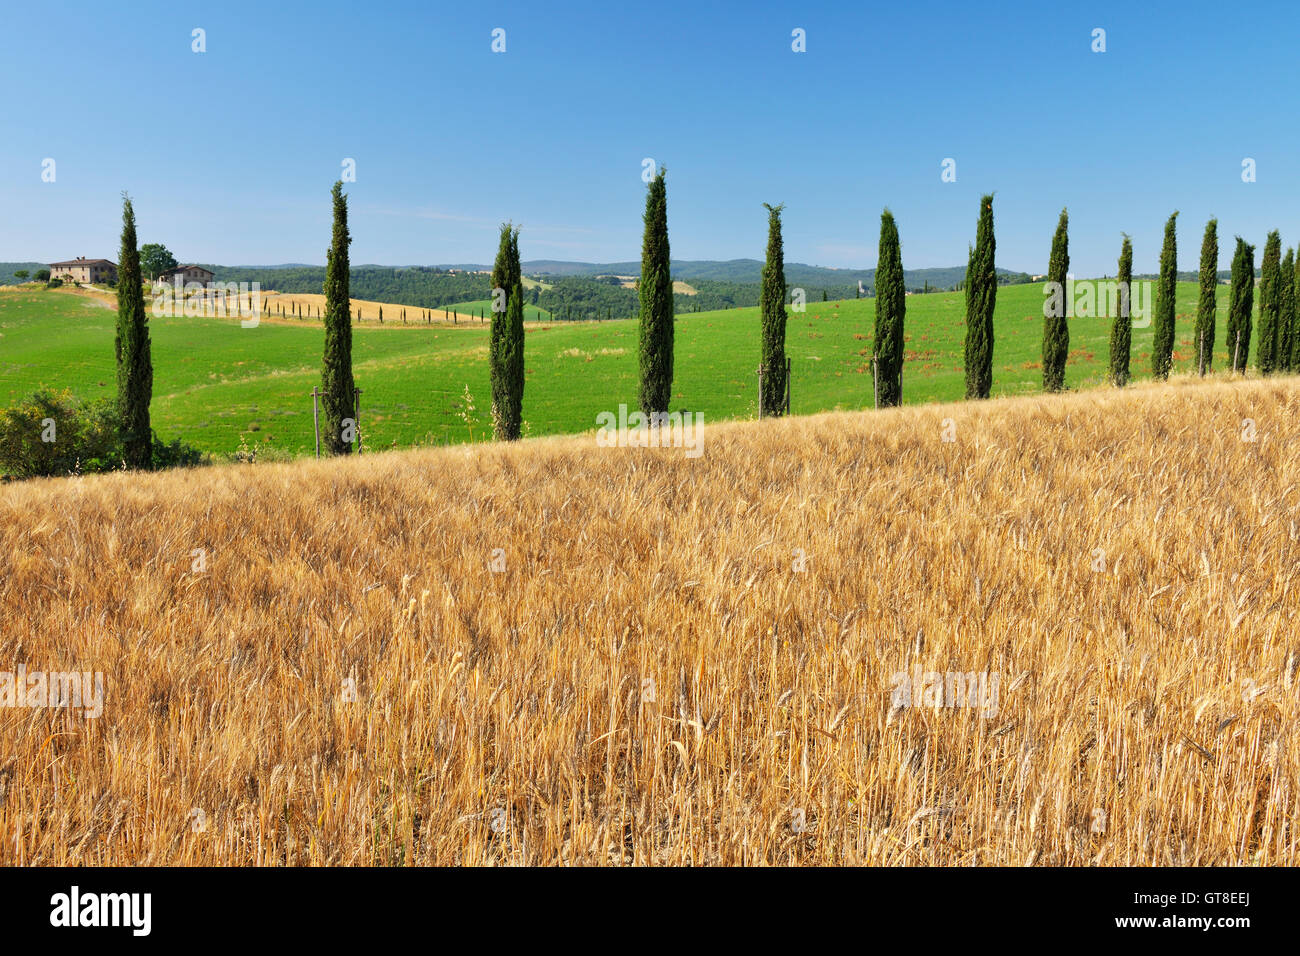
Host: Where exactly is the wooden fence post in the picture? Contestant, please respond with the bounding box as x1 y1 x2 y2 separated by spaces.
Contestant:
311 386 321 459
784 356 791 414
353 387 363 455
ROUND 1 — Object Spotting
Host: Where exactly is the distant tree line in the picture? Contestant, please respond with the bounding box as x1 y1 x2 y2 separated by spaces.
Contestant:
214 266 490 309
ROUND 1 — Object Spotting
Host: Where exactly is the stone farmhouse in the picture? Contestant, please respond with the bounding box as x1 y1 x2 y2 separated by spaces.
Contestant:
158 264 216 285
49 257 118 284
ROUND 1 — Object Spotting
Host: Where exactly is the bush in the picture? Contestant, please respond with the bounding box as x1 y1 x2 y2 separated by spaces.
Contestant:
34 269 50 282
0 390 208 480
228 434 295 464
152 433 206 470
46 278 63 288
0 390 120 479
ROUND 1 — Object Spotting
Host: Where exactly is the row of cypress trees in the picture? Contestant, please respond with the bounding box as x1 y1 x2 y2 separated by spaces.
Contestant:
1002 205 1299 395
313 181 1300 458
1189 219 1300 377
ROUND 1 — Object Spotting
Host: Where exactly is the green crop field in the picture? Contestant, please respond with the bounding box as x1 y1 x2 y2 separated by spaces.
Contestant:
0 281 1241 457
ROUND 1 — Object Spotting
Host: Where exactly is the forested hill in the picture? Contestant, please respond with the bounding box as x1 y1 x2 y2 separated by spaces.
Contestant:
444 258 1033 288
187 261 1036 322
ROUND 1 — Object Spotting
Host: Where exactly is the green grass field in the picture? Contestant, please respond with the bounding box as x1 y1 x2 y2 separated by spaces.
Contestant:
444 299 553 322
0 281 1244 457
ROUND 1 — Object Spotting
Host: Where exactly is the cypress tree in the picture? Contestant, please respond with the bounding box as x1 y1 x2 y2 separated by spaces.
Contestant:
1292 252 1300 371
637 167 673 415
489 223 525 440
1257 230 1281 374
1042 209 1070 392
1226 238 1255 372
1195 218 1218 375
874 209 905 407
1279 248 1296 374
1109 234 1133 386
115 194 153 469
321 181 355 455
963 194 996 399
759 203 788 416
1151 211 1178 380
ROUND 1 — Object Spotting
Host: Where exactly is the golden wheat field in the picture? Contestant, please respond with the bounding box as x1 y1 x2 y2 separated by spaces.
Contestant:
1 375 1297 866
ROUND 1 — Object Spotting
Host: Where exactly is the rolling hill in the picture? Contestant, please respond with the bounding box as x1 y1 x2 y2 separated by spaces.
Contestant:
0 279 1259 458
2 375 1295 864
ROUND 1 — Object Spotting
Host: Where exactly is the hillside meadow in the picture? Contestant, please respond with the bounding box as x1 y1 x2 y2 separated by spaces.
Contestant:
0 375 1295 865
1 280 1241 456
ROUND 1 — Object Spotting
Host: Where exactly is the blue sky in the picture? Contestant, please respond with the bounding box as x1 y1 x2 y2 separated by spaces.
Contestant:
2 0 1297 275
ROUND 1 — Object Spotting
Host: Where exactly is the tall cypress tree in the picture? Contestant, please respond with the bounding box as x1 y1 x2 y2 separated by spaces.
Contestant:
1257 230 1281 375
1227 238 1255 373
1292 252 1300 372
759 203 788 416
1109 234 1133 387
1042 209 1070 392
638 167 673 415
321 181 355 455
489 223 525 440
115 194 152 469
1194 218 1218 375
873 209 905 407
1151 211 1178 380
963 194 996 399
1279 247 1296 374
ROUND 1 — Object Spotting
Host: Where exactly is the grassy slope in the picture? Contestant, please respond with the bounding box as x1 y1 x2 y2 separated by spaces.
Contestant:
443 298 553 322
2 376 1296 864
0 281 1239 455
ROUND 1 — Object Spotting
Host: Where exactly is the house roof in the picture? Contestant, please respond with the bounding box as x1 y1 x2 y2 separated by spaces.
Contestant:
160 264 214 274
49 258 117 268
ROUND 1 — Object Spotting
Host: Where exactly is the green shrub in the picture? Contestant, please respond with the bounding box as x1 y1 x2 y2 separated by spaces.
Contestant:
152 433 206 469
0 390 120 479
229 434 295 464
46 278 63 289
0 390 208 480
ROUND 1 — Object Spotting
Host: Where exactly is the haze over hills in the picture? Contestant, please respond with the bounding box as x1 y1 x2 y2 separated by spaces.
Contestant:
430 259 1033 288
3 258 1035 289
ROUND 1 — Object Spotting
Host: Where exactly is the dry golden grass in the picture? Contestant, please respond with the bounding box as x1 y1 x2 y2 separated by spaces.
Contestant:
259 292 470 326
1 376 1297 865
141 287 497 329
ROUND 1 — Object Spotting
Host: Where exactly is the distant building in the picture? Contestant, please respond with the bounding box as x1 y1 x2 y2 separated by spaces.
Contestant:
49 257 118 284
158 264 216 285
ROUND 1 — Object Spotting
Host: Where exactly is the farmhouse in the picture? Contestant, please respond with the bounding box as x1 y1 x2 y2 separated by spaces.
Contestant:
158 264 215 284
48 257 118 284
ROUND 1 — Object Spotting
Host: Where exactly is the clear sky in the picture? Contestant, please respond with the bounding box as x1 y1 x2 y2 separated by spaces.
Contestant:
2 0 1296 276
